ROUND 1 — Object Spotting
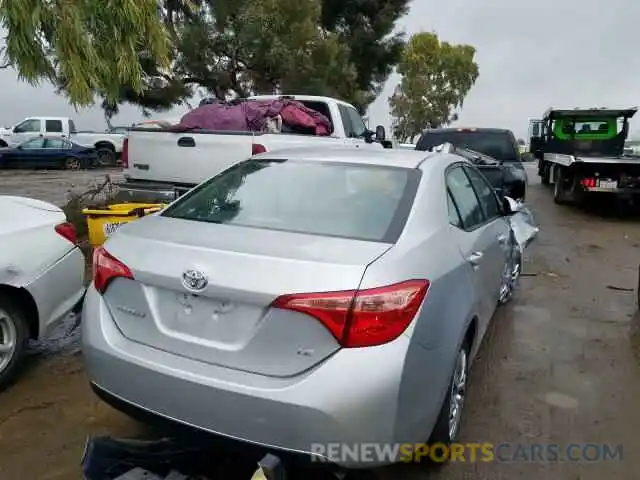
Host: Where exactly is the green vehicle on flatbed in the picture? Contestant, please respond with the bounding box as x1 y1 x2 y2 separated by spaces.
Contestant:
529 107 640 205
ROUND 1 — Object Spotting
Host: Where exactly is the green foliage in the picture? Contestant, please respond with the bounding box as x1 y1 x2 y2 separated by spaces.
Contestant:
0 0 171 107
320 0 411 113
389 32 479 143
2 0 409 117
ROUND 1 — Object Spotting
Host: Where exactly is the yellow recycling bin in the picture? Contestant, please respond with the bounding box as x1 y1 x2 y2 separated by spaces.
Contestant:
82 202 166 248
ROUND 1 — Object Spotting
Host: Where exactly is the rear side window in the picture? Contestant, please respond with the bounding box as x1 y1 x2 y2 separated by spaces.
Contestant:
163 160 419 243
417 131 519 162
446 166 485 229
447 189 463 228
45 138 69 149
45 119 63 133
463 165 502 220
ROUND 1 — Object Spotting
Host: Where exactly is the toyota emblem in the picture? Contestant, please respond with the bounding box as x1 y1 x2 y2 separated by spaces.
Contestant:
182 269 208 292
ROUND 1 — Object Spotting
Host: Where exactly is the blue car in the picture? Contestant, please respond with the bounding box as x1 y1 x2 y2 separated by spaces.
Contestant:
0 137 98 169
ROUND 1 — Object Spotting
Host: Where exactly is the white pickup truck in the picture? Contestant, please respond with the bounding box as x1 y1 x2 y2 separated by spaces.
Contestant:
118 95 389 202
0 116 125 165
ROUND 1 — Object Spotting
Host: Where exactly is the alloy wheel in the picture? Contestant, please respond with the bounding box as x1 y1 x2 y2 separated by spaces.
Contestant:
0 308 18 374
448 348 468 441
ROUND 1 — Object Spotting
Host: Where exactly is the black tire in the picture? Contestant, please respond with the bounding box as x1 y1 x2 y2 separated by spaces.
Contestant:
553 166 566 204
96 146 116 167
541 162 550 185
424 339 471 465
63 156 81 170
0 293 29 391
553 166 584 206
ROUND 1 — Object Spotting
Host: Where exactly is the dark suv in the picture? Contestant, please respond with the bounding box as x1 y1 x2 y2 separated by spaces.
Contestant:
415 128 528 201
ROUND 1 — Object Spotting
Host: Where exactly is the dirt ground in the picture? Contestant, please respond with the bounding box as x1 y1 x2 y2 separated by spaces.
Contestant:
1 166 639 479
0 169 124 206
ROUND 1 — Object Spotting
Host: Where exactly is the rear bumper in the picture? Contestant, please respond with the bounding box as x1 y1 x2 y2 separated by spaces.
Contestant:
25 246 86 338
583 187 640 194
81 285 440 468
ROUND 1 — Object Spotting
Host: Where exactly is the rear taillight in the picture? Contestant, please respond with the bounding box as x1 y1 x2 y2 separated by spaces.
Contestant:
92 246 134 294
55 222 77 244
252 143 267 155
121 138 129 168
581 177 596 188
271 280 429 348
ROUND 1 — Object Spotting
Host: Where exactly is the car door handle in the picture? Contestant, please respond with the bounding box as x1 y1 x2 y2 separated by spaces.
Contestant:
467 251 483 266
177 136 195 147
497 234 507 245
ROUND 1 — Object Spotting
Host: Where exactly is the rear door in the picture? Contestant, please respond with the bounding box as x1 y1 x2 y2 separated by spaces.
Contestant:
445 164 498 332
12 138 47 167
43 138 69 166
463 164 511 307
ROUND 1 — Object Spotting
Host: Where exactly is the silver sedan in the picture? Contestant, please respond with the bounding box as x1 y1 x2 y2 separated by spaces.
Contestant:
82 147 523 468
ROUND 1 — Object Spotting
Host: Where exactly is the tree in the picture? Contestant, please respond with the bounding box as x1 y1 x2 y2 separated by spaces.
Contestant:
320 0 411 112
2 0 409 118
389 32 479 143
0 0 170 107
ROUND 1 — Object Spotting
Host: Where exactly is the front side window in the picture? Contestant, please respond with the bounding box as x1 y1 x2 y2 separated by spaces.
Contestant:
338 105 355 138
163 159 419 243
14 119 41 133
345 106 367 138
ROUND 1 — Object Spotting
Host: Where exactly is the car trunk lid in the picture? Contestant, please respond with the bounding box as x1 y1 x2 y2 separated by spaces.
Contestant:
100 216 392 377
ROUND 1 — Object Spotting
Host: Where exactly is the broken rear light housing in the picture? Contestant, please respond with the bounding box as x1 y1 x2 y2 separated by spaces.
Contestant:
271 280 429 348
92 246 134 294
55 222 77 244
252 143 267 155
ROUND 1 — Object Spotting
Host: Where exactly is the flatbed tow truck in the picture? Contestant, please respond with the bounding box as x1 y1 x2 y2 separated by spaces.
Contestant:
529 107 640 205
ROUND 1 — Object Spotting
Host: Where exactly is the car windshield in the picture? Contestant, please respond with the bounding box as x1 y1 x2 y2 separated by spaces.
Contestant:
416 131 519 162
162 159 418 243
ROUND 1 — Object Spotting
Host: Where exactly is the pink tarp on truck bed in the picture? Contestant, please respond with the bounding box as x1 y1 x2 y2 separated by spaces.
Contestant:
171 99 332 136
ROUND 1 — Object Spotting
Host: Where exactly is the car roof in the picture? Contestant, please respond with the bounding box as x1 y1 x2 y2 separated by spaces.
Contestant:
421 127 512 134
543 107 638 119
252 146 442 169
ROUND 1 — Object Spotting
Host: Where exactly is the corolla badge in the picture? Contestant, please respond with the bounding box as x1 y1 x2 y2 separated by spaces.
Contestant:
182 269 208 291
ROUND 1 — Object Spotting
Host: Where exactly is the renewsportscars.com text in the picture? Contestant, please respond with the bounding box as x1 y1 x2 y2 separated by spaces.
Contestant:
310 442 624 464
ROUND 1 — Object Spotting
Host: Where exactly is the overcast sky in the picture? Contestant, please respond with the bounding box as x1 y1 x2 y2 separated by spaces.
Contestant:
1 0 638 139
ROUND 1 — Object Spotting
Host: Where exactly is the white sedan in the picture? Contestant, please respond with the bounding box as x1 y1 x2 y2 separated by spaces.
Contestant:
0 196 86 389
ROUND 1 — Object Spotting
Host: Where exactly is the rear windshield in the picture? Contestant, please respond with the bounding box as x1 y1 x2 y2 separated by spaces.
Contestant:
162 159 419 243
416 131 519 162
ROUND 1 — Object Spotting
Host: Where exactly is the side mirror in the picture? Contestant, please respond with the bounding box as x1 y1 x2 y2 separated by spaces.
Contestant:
502 196 522 215
521 152 535 162
375 125 386 142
